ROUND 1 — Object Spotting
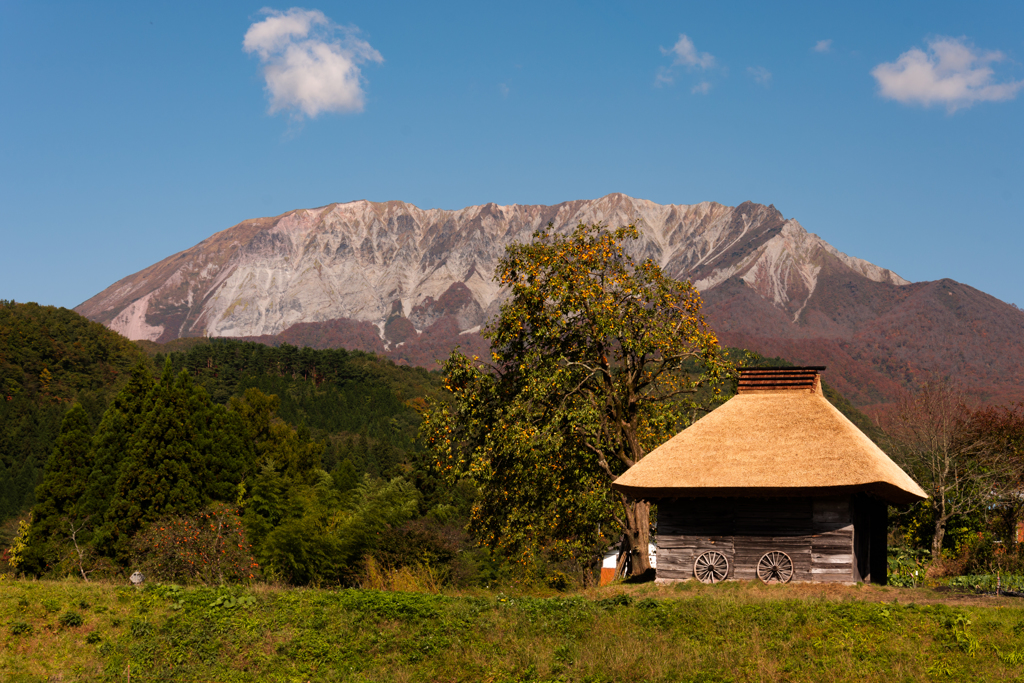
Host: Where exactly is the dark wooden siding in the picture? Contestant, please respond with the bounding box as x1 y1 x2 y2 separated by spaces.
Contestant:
657 496 855 583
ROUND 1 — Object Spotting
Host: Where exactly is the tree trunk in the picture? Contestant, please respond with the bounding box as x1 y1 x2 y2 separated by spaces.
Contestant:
932 517 946 559
620 498 651 577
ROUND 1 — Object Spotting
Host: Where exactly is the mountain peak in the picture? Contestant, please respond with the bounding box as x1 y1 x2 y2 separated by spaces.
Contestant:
75 194 1024 410
76 195 906 344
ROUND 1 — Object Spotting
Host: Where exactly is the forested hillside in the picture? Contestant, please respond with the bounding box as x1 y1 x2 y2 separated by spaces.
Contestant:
0 303 448 522
6 323 471 585
1 304 479 586
0 301 144 518
145 338 447 479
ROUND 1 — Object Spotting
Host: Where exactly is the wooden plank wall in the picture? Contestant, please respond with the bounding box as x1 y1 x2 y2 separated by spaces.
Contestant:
658 496 855 583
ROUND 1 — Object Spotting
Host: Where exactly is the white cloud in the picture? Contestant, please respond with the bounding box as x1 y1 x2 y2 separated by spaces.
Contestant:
662 34 715 70
657 34 717 93
243 8 383 119
872 36 1023 112
814 39 832 53
748 66 772 87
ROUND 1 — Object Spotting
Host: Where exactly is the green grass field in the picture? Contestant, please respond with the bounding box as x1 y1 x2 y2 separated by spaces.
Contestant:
2 579 1023 682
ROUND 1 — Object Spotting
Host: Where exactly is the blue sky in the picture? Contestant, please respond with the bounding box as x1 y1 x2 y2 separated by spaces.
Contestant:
1 1 1022 310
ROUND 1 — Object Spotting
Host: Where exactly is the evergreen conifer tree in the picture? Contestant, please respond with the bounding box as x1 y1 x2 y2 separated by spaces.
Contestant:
104 361 253 558
24 402 95 571
83 362 155 553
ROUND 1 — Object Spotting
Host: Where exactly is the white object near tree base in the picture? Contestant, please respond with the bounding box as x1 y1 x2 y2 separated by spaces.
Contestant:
129 571 145 585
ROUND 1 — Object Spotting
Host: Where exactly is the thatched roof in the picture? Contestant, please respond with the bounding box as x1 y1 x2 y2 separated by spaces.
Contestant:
612 368 927 504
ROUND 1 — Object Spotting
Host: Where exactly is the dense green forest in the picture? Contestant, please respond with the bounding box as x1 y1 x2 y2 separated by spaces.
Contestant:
151 337 447 478
0 301 145 519
1 303 485 587
0 303 452 518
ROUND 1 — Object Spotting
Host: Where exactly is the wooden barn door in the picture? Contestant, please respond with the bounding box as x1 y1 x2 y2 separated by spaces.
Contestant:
851 494 889 584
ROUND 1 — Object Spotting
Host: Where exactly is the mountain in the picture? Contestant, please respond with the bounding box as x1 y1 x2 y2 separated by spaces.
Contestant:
75 194 1024 410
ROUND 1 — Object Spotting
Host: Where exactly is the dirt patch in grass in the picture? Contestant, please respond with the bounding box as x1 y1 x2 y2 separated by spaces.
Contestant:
580 578 1018 608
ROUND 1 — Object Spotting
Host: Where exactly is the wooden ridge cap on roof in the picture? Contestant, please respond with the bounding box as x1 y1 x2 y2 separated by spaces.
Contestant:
737 366 826 393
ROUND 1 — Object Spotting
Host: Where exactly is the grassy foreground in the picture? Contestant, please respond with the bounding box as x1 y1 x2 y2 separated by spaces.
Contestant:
3 579 1024 682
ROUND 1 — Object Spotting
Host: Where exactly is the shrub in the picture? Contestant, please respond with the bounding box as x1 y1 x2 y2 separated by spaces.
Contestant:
58 611 84 628
954 532 1024 576
374 518 463 570
359 555 445 593
257 475 419 586
888 546 929 587
86 631 102 644
4 517 31 575
129 617 153 638
927 552 967 579
9 620 32 635
371 518 499 588
545 571 571 592
129 503 260 584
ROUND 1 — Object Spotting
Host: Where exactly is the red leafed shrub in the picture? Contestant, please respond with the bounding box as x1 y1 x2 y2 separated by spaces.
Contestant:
129 503 260 584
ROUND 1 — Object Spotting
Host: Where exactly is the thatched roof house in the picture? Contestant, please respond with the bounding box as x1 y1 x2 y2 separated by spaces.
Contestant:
612 367 926 585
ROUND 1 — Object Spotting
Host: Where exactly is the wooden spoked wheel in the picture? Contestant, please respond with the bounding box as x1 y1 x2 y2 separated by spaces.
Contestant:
757 551 794 584
693 551 729 584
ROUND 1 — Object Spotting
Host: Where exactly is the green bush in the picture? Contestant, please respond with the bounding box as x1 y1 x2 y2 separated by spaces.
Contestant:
887 546 929 587
374 518 462 571
257 474 419 586
545 570 571 592
369 518 499 588
9 620 32 635
954 533 1024 576
58 610 84 628
86 631 102 643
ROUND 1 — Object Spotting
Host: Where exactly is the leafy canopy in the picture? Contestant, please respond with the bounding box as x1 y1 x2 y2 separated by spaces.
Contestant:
423 222 732 572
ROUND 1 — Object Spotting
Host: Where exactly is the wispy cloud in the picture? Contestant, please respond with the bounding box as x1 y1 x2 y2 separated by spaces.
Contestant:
654 66 674 87
243 8 383 119
658 34 716 93
662 34 716 70
872 36 1023 112
814 39 832 54
747 66 772 87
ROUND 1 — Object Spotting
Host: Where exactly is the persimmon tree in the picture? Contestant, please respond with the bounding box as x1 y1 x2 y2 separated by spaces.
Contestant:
130 503 259 584
421 222 732 579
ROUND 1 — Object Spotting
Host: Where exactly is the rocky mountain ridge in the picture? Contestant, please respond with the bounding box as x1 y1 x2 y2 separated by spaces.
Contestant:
76 194 1024 410
78 194 904 341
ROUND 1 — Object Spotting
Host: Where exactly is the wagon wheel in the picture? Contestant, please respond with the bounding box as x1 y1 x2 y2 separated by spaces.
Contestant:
757 551 793 584
693 551 729 584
